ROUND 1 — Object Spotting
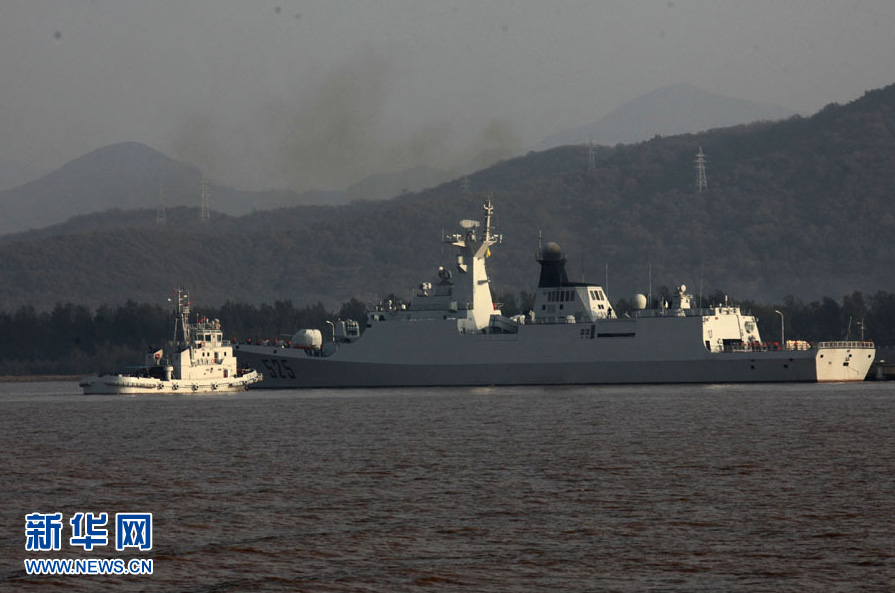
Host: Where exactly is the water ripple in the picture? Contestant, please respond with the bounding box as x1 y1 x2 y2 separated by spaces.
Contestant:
2 382 894 591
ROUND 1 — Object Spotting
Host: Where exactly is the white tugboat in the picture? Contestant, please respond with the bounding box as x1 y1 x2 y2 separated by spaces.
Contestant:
80 289 262 394
235 199 875 388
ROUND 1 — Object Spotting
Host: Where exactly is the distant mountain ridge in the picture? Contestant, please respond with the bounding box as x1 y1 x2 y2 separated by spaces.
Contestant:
1 83 895 312
538 83 796 149
0 142 198 235
0 142 462 235
344 165 450 202
0 158 41 192
0 142 352 235
0 84 794 236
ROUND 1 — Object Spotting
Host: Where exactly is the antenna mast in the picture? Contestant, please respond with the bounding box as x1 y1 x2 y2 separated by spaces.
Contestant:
605 260 609 294
483 193 495 243
695 147 708 192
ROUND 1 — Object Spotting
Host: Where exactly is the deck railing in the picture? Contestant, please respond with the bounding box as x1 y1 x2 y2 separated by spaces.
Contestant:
817 341 875 349
721 340 875 353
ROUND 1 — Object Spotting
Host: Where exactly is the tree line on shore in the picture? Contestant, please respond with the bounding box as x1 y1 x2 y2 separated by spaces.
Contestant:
0 290 891 376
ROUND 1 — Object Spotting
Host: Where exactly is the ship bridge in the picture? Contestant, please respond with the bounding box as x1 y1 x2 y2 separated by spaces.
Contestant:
531 242 613 324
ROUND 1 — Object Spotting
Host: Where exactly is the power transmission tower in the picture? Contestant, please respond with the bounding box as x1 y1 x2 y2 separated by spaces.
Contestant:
156 188 166 224
695 147 707 192
587 136 597 172
200 175 211 221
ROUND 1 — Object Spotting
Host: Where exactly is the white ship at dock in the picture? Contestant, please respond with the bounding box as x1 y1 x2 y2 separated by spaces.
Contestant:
80 290 262 394
235 200 875 388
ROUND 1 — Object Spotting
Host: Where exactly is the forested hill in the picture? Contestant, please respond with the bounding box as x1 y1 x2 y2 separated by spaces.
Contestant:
2 83 895 311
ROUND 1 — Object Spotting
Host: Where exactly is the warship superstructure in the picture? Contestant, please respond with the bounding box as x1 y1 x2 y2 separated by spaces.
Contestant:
235 200 874 388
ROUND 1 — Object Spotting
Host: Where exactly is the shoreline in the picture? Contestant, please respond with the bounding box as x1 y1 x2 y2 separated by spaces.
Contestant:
0 375 81 383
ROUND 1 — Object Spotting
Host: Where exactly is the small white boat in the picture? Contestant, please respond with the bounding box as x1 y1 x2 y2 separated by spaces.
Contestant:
80 290 262 394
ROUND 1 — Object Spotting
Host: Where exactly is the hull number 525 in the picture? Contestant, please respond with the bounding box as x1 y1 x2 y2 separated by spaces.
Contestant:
261 358 296 379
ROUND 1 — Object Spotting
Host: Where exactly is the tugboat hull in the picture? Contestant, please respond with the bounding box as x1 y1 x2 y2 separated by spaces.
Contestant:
79 372 261 394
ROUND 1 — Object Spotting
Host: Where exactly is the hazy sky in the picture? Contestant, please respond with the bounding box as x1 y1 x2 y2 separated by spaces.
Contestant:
3 0 895 191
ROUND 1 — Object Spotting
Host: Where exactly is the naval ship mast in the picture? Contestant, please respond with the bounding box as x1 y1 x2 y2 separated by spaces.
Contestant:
442 196 502 331
171 289 192 349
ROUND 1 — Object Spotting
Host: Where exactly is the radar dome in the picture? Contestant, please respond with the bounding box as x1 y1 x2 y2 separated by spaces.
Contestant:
632 294 648 310
541 242 563 260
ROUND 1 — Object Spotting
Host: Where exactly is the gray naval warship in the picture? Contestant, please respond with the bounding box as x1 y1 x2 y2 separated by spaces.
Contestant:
235 199 875 388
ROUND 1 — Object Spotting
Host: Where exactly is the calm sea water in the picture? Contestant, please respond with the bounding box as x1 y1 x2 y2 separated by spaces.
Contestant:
2 381 894 592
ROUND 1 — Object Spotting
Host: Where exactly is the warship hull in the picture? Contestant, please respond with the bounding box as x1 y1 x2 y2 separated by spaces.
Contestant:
235 199 875 389
235 319 874 389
